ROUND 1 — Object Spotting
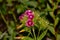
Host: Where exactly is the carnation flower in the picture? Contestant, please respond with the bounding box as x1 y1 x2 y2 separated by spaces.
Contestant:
28 14 34 20
19 10 35 27
19 14 24 20
25 10 32 13
26 19 34 27
25 10 33 16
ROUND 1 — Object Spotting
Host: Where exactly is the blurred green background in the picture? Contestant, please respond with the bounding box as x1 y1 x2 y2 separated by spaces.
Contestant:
0 0 60 40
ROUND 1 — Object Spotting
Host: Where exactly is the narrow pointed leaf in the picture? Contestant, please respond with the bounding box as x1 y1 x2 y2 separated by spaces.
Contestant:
48 26 55 35
38 29 48 40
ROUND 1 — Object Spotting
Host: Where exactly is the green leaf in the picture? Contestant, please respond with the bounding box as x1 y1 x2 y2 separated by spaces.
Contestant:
27 1 38 8
38 29 48 40
3 36 7 40
0 31 2 36
0 32 7 39
54 17 59 27
10 21 16 28
23 26 31 32
47 4 52 12
33 11 40 23
3 33 8 40
39 18 49 28
57 0 60 2
0 31 2 39
58 10 60 14
49 12 55 20
16 4 25 14
8 10 13 14
0 0 2 2
22 37 33 40
48 0 53 4
6 0 13 6
8 26 14 35
53 3 58 11
8 21 16 35
9 33 16 40
8 21 16 40
48 26 55 35
38 0 45 3
18 0 29 3
1 4 7 15
40 11 47 17
7 0 12 3
56 34 60 40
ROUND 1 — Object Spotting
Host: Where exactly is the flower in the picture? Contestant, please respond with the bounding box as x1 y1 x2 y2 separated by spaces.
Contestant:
28 14 34 20
25 10 34 27
25 10 33 16
25 10 32 13
25 10 34 19
26 19 34 27
19 14 24 20
19 10 35 27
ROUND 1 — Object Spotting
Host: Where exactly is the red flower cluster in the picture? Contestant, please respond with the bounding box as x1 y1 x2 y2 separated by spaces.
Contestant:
19 10 34 27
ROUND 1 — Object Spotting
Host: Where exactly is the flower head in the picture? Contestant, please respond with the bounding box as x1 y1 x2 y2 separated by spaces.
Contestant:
26 19 34 27
25 10 33 16
25 10 32 13
28 14 34 20
19 14 24 20
19 10 35 27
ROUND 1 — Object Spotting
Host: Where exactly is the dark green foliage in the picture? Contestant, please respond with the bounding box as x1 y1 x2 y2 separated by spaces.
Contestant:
0 0 60 40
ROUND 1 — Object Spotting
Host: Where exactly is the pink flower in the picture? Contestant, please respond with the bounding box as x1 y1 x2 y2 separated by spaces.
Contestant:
26 19 34 27
25 10 34 19
25 10 32 13
28 14 34 20
19 14 24 20
25 10 33 16
19 10 35 27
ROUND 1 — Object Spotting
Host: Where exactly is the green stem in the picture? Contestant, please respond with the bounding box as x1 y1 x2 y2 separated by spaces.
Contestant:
37 28 40 37
27 28 33 37
12 13 17 23
32 27 36 40
1 13 7 25
30 31 33 38
35 24 41 38
27 32 30 37
1 13 9 27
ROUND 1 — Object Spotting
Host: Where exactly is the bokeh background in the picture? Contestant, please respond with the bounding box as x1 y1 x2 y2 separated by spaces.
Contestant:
0 0 60 40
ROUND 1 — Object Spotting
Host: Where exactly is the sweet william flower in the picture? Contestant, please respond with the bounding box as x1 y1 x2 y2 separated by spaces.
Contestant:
28 14 34 20
19 10 35 27
26 19 34 27
25 10 34 19
19 14 24 20
25 10 33 16
25 10 32 13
